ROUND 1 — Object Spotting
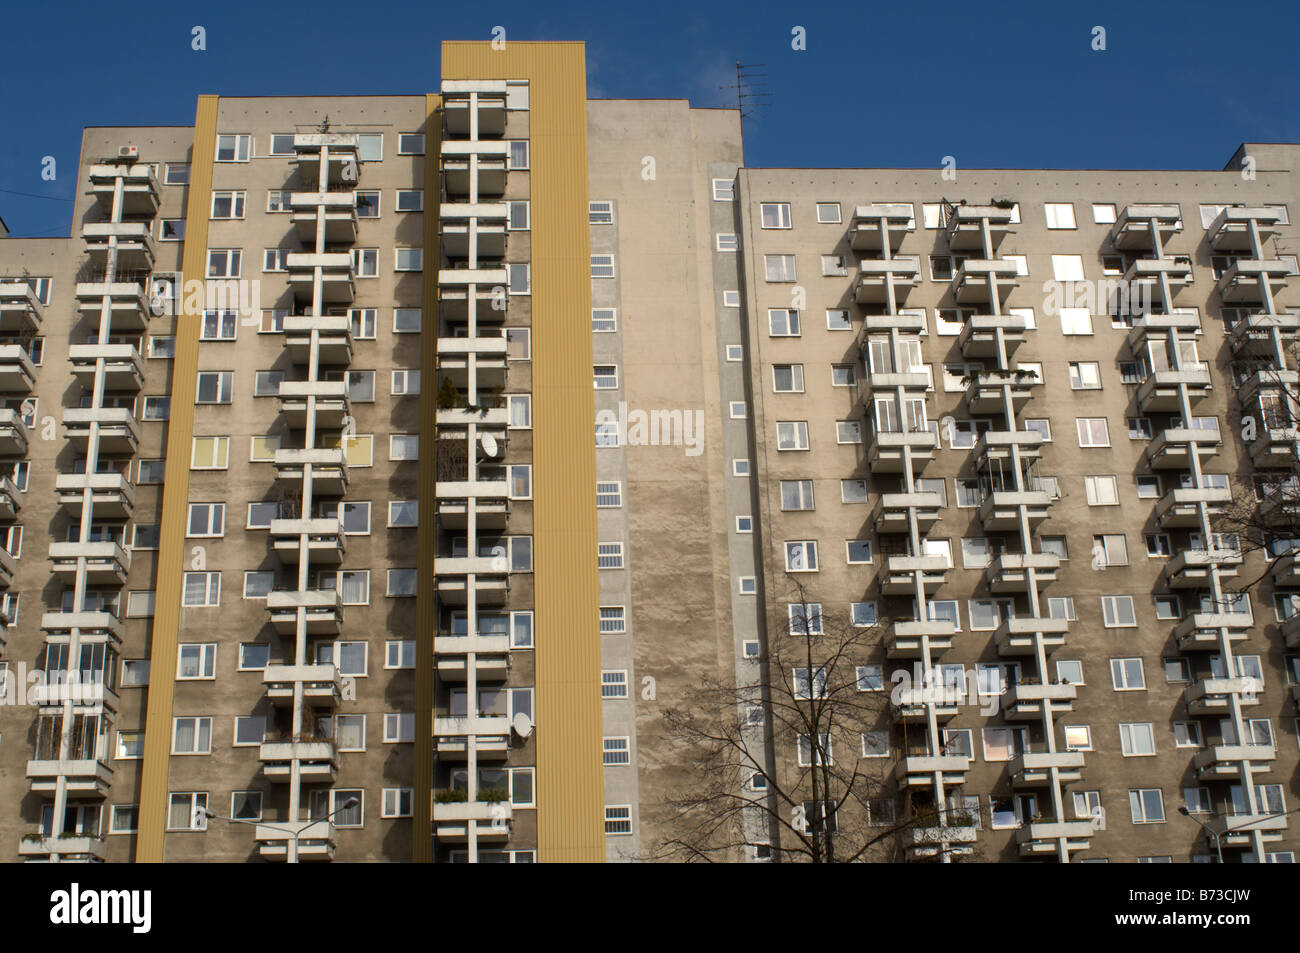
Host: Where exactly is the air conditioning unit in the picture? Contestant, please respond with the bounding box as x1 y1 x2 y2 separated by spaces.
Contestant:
118 145 138 159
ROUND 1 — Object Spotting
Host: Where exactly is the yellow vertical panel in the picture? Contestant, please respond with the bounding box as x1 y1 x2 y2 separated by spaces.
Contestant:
413 92 442 862
135 94 219 861
442 42 604 861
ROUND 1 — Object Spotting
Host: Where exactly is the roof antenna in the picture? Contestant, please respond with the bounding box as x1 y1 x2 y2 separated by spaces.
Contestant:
719 61 771 140
318 116 331 133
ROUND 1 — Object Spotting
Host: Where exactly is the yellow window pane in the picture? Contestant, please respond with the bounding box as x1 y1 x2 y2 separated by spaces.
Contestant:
192 436 228 469
251 436 280 462
343 435 373 467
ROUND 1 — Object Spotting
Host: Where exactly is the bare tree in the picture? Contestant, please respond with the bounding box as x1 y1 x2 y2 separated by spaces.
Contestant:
652 578 978 863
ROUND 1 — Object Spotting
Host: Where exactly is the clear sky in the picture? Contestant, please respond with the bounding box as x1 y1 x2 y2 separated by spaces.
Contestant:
2 0 1297 236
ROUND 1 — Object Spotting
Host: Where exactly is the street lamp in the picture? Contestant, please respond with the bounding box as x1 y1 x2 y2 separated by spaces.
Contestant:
1178 807 1223 864
203 797 359 863
1179 804 1300 863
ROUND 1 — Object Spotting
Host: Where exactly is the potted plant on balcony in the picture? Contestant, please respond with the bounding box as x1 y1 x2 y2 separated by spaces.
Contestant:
480 787 509 803
436 377 459 410
989 197 1016 209
434 789 469 804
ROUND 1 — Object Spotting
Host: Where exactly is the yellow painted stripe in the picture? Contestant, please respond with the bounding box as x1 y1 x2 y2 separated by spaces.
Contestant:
135 94 219 861
442 41 604 862
412 92 442 862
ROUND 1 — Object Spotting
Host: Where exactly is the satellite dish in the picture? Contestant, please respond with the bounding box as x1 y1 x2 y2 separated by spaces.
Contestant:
481 433 499 457
512 712 534 738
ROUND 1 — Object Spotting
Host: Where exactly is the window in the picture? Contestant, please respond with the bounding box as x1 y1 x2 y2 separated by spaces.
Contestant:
507 140 528 169
126 590 156 618
1110 658 1146 691
253 371 285 397
215 134 251 162
1101 595 1137 628
1059 308 1093 335
1056 660 1084 685
602 737 631 766
594 365 619 390
1068 362 1101 390
592 308 617 332
788 603 823 636
784 540 818 572
168 793 208 831
1146 534 1172 557
773 364 804 393
1174 722 1202 747
398 132 425 155
815 202 841 224
395 189 424 213
588 200 614 224
796 734 833 767
233 716 266 747
1119 723 1157 756
389 434 419 460
182 572 221 608
711 178 734 201
846 540 872 564
851 602 877 627
1084 475 1119 506
1076 418 1109 447
1154 596 1181 621
831 364 856 387
141 396 170 420
186 503 225 538
599 607 626 634
732 459 750 476
383 712 415 743
1002 254 1029 275
265 190 291 213
776 421 810 451
191 436 232 470
394 248 423 272
195 370 234 405
841 480 868 503
1044 202 1076 229
780 480 814 511
386 569 417 597
390 370 420 396
109 805 139 834
1023 418 1051 442
172 717 212 755
820 255 847 276
596 482 622 507
210 190 245 220
201 310 238 341
164 163 189 185
250 435 281 462
715 233 738 251
388 500 418 528
508 262 530 294
1136 476 1161 499
508 395 531 429
597 543 624 570
357 133 383 162
1092 203 1117 224
1051 255 1085 281
246 502 277 529
760 203 792 228
1128 417 1153 439
148 336 175 359
238 643 269 671
856 665 884 691
723 290 740 307
321 571 370 606
1063 726 1093 751
1093 534 1128 567
351 248 379 277
605 806 633 835
116 730 144 760
206 249 241 278
764 255 796 282
768 309 801 336
1129 789 1165 824
861 732 889 758
601 671 629 699
1041 538 1069 560
836 420 862 444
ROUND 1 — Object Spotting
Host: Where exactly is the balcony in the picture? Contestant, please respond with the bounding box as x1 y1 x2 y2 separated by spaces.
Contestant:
0 282 42 333
263 663 342 709
951 259 1018 305
68 343 145 392
56 471 136 518
1001 682 1076 720
48 540 131 585
18 833 108 862
891 685 962 722
1228 312 1300 356
1011 751 1086 787
906 824 978 859
438 284 507 322
873 492 943 534
861 362 931 393
853 258 920 304
861 311 926 336
880 555 948 595
1217 260 1291 304
0 547 14 589
433 800 513 843
1185 677 1263 717
439 203 508 259
433 633 511 681
985 553 1059 593
1155 486 1232 529
1163 548 1242 588
1193 744 1275 781
964 369 1036 415
1272 553 1300 587
1109 205 1183 250
259 740 338 783
885 619 957 658
40 610 123 649
1249 424 1300 468
266 589 344 635
291 134 361 188
994 617 1069 656
0 345 35 393
290 191 358 243
433 715 512 760
26 758 113 796
437 404 510 429
958 314 1028 359
278 380 351 430
440 151 509 199
74 280 149 330
441 81 508 137
865 422 938 473
269 518 346 566
0 474 21 519
849 204 914 253
1146 425 1221 469
437 341 508 390
284 315 353 365
435 571 510 606
438 266 510 297
1123 257 1194 293
274 448 349 496
1135 366 1212 413
286 253 355 304
1016 821 1094 857
944 205 1015 252
975 429 1043 465
978 491 1051 531
1208 813 1287 848
255 821 337 862
0 409 27 456
1126 312 1202 350
63 407 139 454
1208 206 1285 251
1236 368 1299 407
87 161 161 215
1173 612 1252 652
894 755 970 789
82 222 157 272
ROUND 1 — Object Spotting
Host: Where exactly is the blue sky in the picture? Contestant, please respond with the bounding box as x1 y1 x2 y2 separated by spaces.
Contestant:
2 0 1297 236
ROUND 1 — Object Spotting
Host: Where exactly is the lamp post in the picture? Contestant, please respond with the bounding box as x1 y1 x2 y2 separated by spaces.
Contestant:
203 797 358 864
1180 804 1300 863
1178 807 1223 864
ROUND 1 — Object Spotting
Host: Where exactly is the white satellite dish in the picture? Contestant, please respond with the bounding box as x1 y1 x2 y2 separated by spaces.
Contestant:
512 712 534 738
480 433 499 457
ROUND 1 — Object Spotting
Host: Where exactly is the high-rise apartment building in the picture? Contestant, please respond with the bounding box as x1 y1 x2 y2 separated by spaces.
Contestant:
0 39 1297 863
